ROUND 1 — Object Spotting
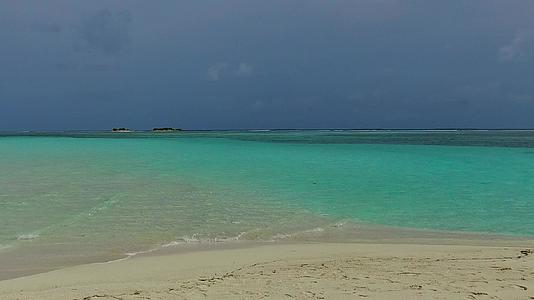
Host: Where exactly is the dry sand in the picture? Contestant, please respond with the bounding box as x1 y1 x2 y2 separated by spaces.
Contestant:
1 242 533 300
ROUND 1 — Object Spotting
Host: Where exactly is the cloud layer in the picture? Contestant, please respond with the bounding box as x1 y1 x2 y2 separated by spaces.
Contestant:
0 1 534 130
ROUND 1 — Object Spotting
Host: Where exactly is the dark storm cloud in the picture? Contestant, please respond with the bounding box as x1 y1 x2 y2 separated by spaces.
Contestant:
0 0 534 130
75 9 131 55
30 22 62 33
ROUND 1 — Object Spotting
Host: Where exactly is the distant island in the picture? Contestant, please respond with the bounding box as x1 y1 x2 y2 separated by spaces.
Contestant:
112 128 133 133
152 127 182 132
111 128 182 133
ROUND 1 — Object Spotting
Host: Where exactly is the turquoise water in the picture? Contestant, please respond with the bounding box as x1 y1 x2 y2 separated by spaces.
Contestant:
1 131 534 277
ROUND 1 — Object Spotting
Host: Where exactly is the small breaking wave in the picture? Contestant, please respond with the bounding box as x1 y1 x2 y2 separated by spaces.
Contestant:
268 219 353 241
124 231 249 258
114 220 352 262
271 227 325 240
170 232 249 244
16 233 40 241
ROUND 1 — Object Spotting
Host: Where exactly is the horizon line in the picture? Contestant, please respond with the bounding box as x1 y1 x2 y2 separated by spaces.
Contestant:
3 127 534 133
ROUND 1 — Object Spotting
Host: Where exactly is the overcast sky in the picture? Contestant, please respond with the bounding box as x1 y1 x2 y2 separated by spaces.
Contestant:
1 0 533 130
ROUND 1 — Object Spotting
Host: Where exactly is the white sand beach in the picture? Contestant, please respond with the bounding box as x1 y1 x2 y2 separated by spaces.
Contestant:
1 242 533 300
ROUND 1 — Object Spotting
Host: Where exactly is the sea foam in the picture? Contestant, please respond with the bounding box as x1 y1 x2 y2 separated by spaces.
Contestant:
16 233 39 240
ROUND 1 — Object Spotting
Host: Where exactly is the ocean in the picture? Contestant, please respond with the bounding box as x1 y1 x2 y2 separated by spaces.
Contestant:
1 130 534 278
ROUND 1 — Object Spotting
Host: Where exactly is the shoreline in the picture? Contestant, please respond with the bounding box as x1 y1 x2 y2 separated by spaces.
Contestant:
1 241 533 299
2 220 534 283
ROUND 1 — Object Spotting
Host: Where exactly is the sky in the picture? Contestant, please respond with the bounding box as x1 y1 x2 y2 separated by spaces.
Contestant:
1 0 534 130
